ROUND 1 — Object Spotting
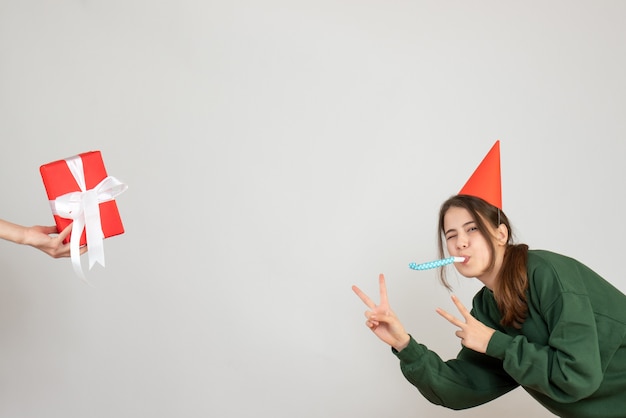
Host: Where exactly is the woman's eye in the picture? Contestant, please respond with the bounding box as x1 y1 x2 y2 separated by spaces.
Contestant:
446 235 457 241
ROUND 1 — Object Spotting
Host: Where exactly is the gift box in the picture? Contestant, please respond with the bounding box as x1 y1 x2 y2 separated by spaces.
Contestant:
40 151 125 246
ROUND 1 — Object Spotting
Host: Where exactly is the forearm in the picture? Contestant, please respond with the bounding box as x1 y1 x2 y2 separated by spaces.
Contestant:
487 330 603 402
0 219 74 258
0 219 28 245
394 336 517 409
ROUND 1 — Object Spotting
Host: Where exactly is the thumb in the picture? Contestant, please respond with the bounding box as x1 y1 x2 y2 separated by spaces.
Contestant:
57 223 74 241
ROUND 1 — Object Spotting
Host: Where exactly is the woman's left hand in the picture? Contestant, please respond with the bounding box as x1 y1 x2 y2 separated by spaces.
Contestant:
437 295 495 354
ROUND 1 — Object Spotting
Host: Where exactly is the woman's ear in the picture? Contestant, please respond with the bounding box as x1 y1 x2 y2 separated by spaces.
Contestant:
496 224 509 246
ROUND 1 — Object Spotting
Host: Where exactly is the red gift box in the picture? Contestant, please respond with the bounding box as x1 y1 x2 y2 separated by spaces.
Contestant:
40 151 125 245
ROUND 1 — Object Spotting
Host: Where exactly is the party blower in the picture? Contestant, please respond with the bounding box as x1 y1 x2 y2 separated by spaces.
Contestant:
409 256 467 271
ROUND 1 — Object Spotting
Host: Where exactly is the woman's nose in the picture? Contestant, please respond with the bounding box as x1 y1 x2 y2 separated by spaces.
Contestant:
456 235 468 249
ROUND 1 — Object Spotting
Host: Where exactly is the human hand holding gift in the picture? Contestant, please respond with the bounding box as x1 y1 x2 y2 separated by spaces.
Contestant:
22 223 85 258
0 219 86 258
40 151 127 279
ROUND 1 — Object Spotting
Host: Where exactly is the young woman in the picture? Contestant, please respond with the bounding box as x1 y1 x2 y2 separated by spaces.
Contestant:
0 218 82 258
352 194 626 417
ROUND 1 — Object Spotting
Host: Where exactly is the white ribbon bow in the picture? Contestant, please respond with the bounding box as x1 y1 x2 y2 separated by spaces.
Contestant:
49 155 127 280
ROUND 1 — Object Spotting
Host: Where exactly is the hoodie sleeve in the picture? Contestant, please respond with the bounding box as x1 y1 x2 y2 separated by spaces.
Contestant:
393 336 518 410
486 291 603 402
485 258 604 402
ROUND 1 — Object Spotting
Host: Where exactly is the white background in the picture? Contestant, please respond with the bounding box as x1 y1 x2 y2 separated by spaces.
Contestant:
1 1 625 417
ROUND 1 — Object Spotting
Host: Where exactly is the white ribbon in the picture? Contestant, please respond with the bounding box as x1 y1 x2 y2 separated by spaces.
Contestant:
49 155 128 280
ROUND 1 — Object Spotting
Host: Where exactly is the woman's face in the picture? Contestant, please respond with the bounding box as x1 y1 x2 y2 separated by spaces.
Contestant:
443 206 495 280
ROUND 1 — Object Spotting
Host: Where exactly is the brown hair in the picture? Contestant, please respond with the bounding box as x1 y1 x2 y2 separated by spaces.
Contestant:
437 195 529 328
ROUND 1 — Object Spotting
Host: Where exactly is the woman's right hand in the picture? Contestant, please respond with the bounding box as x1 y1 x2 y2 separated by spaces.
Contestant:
23 223 87 258
352 274 411 352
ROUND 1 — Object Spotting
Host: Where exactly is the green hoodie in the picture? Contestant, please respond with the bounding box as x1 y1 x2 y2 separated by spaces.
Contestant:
393 250 626 418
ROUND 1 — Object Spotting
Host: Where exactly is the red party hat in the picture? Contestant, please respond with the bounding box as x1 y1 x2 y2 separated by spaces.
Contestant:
459 140 502 209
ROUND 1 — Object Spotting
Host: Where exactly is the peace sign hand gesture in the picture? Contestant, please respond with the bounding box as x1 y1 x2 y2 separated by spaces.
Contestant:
436 295 495 354
352 274 411 352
